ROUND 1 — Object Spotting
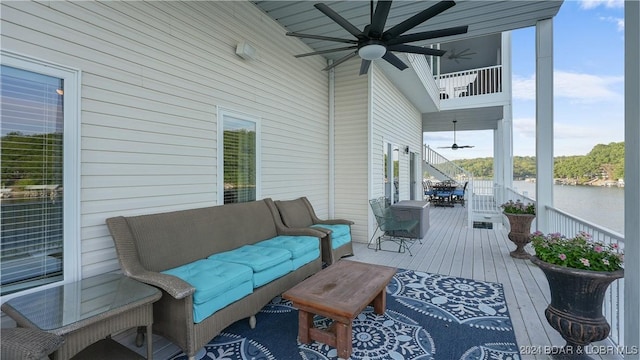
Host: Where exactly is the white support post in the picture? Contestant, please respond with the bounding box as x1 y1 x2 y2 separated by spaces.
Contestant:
328 60 335 217
494 124 503 189
501 31 514 193
624 0 640 351
535 19 554 233
500 104 514 207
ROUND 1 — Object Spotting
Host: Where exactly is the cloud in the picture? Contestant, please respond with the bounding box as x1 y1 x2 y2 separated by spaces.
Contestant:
579 0 624 10
515 117 609 139
511 116 622 156
512 71 623 102
512 75 536 101
600 16 625 32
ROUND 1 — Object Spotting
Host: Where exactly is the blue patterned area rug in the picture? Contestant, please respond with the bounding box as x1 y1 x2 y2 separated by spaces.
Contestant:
169 269 519 360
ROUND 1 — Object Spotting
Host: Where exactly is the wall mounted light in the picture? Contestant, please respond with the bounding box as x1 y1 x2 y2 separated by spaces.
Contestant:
404 146 410 154
236 42 257 60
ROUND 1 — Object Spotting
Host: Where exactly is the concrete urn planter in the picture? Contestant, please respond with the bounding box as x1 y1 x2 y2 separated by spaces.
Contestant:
530 256 624 359
504 213 535 259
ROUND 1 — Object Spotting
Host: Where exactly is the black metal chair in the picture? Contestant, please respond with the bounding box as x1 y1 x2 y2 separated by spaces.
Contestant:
452 181 468 206
423 180 436 201
368 197 420 255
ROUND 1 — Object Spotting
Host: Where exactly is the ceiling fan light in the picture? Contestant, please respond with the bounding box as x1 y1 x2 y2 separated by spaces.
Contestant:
359 44 386 60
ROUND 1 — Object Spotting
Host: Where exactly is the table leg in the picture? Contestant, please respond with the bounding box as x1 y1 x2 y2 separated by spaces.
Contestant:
298 310 313 344
146 325 153 359
335 321 352 359
372 289 387 315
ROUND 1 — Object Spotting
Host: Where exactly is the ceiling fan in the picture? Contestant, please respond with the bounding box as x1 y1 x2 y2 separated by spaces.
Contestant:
447 47 476 63
286 1 468 75
438 120 474 150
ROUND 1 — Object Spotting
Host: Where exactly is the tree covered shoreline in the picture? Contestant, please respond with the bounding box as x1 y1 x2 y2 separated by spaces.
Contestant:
452 142 624 184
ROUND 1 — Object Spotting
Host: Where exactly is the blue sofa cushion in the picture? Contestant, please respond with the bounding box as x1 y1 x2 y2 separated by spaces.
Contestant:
254 236 320 269
290 249 320 269
161 259 253 305
252 261 293 287
254 236 319 259
311 224 351 249
208 245 291 272
192 281 253 323
208 245 294 287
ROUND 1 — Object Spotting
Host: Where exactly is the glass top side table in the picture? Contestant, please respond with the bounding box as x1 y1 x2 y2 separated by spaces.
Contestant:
1 273 161 360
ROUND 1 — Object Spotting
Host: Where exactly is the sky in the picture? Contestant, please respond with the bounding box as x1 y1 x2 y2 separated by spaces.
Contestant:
424 0 626 160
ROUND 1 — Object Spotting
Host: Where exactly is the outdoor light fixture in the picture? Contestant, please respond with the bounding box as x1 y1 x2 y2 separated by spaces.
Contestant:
358 44 386 60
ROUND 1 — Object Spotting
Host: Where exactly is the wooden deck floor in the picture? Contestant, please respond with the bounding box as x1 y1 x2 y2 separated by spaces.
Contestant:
118 204 616 359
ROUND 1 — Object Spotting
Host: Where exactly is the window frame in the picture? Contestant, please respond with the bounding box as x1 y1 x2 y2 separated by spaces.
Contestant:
216 107 261 204
0 50 81 300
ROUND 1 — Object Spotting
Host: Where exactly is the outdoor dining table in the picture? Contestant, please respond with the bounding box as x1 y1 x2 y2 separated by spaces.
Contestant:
431 183 456 207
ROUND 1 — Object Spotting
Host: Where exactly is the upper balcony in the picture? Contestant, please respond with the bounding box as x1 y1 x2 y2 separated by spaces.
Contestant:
433 33 510 113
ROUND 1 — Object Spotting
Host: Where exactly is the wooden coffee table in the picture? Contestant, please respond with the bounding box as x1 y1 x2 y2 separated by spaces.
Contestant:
282 260 396 359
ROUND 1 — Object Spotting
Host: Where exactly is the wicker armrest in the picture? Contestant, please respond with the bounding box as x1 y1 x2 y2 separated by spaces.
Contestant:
1 328 64 360
314 218 355 226
278 226 327 237
128 270 195 300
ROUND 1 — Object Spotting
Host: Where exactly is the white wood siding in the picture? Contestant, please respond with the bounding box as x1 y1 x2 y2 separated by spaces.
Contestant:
333 59 370 244
370 64 422 236
1 1 328 277
332 60 423 245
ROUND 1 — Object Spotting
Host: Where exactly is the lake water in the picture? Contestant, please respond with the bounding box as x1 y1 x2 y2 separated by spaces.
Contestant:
511 180 624 234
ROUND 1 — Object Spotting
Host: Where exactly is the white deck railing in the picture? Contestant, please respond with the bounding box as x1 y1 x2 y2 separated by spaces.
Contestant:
504 184 624 348
423 145 471 183
436 65 503 99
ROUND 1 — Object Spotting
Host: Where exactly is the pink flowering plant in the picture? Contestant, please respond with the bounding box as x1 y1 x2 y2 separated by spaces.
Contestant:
501 199 535 215
530 231 623 272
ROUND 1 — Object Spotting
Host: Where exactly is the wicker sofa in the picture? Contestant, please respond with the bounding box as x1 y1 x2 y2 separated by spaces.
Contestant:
106 199 323 360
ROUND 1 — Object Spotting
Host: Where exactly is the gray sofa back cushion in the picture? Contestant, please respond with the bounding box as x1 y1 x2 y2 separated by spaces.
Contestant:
275 198 313 228
123 200 279 272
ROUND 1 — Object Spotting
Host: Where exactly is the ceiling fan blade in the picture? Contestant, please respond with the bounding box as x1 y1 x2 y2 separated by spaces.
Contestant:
459 48 476 57
359 59 372 75
382 52 408 71
294 45 359 58
386 26 468 46
286 32 358 44
459 145 475 148
314 3 363 38
383 0 456 39
323 51 358 71
367 1 392 37
387 44 446 56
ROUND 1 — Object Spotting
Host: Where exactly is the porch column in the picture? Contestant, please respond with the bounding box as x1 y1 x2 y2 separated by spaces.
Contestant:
500 106 514 189
624 0 640 350
494 113 513 207
501 32 514 193
328 62 336 217
535 18 553 233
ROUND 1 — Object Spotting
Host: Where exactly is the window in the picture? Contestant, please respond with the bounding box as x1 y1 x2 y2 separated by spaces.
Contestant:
217 109 260 204
1 52 80 296
383 142 399 204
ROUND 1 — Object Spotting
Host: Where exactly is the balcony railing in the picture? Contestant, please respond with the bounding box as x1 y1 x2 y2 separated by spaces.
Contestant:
436 65 503 99
504 185 624 348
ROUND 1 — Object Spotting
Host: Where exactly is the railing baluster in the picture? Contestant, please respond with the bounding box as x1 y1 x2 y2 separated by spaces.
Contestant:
436 65 503 99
